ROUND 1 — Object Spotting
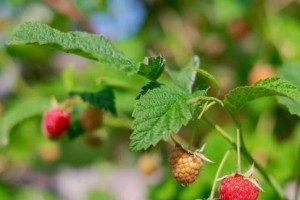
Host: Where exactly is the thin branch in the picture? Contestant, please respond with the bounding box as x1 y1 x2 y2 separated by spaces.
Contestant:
236 128 241 173
203 116 234 144
294 142 300 200
204 115 288 200
208 150 231 200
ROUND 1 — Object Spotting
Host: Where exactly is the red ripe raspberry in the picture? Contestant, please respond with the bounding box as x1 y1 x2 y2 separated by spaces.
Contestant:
169 146 203 184
43 107 71 138
219 174 260 200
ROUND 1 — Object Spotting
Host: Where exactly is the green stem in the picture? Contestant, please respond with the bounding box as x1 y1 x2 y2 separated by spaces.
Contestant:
198 101 209 120
204 116 288 200
203 116 234 144
188 96 224 107
236 128 241 173
188 126 197 150
208 150 231 200
294 142 300 200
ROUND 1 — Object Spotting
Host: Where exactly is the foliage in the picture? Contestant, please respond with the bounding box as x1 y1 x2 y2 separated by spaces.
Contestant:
2 1 300 199
224 78 300 116
7 22 164 81
70 87 116 114
130 84 205 151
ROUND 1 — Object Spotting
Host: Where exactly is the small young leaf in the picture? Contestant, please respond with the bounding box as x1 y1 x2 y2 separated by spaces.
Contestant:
130 85 206 151
136 82 162 100
0 98 49 145
138 56 166 81
224 77 300 116
7 22 138 74
70 88 116 114
175 56 200 93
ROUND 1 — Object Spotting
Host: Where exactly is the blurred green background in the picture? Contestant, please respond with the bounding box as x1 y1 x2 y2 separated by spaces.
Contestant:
0 0 300 199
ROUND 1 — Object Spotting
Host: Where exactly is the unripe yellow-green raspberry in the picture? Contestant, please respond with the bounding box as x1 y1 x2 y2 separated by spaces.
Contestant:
169 146 203 184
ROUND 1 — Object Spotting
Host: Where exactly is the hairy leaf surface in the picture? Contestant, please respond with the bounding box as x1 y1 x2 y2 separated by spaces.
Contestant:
130 85 206 151
224 77 300 116
70 88 116 114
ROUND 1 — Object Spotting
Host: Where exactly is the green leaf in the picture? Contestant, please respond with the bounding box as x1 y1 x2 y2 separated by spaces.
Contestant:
130 85 206 151
67 108 84 140
70 87 116 114
277 62 300 88
8 22 138 74
277 63 300 116
174 56 200 93
7 22 165 81
136 82 162 100
194 68 220 94
138 56 166 81
0 98 49 145
224 77 300 116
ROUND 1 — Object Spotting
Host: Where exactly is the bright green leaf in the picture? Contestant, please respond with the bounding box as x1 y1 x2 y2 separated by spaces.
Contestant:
138 56 165 81
224 77 300 117
130 85 206 151
0 98 49 145
70 87 116 114
277 63 300 116
7 22 165 81
277 62 300 88
175 56 200 93
7 22 138 74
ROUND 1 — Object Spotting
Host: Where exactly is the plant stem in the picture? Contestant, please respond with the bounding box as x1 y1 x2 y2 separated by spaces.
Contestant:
188 96 224 107
203 116 234 144
208 150 231 200
188 126 197 150
204 116 288 200
236 128 241 173
294 142 300 200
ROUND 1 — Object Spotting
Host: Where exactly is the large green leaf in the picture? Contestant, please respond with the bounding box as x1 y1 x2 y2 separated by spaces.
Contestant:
136 81 162 100
7 22 164 80
130 84 206 151
277 62 300 116
8 22 137 74
0 98 49 145
277 62 300 88
224 77 300 117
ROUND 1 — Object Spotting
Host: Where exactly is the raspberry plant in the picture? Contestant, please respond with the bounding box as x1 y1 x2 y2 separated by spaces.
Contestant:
1 22 300 199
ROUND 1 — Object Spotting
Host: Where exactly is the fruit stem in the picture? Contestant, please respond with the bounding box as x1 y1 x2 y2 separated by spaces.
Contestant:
198 101 216 120
204 116 288 200
188 125 197 150
188 96 224 107
61 96 82 109
208 150 231 200
203 116 234 143
236 128 241 173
